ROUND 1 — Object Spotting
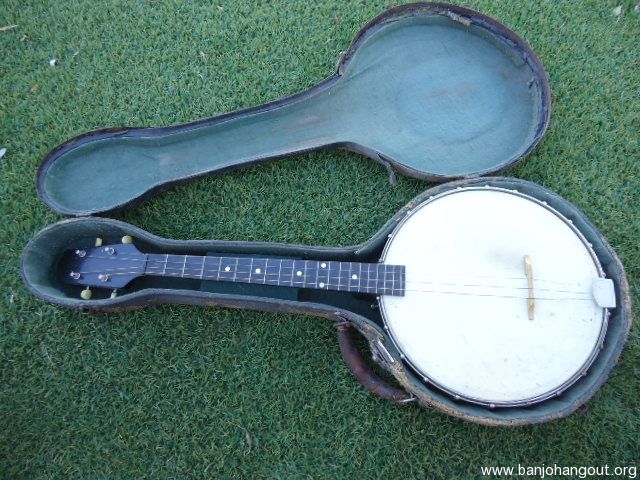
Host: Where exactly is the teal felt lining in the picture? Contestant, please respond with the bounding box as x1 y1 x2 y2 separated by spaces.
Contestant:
41 13 544 215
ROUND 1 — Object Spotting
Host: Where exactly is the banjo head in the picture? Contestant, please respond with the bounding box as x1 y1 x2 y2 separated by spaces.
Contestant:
379 187 611 407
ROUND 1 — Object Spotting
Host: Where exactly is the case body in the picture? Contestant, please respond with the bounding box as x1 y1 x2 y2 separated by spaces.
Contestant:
21 178 632 426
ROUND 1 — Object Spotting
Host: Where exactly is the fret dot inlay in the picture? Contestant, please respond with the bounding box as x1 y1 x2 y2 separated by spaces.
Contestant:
296 271 302 276
255 268 261 274
352 274 357 279
321 263 326 268
319 282 325 288
225 266 230 272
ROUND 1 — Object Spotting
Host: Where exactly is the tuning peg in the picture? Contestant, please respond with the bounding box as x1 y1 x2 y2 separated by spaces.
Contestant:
95 237 103 247
80 287 92 300
121 235 133 244
110 290 118 299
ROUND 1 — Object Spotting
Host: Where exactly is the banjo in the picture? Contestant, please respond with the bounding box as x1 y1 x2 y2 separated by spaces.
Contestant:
58 186 616 408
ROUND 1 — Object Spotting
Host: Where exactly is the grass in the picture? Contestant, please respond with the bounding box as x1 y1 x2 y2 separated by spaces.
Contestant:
1 0 638 478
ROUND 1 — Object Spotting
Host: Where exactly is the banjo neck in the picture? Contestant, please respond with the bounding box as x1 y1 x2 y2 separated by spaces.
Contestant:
69 249 406 296
144 254 405 296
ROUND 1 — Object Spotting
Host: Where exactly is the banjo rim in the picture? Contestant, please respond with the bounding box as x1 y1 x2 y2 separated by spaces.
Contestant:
378 185 611 408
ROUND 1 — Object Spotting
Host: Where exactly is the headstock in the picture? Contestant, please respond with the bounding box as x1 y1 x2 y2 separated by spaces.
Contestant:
58 237 145 298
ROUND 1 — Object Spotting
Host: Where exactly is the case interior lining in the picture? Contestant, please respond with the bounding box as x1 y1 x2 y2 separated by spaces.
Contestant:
41 13 544 214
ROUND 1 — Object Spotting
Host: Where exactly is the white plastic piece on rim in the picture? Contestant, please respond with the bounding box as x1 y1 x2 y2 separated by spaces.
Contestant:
592 279 616 308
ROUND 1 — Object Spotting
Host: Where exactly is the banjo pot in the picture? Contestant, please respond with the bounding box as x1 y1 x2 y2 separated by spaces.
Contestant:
379 186 615 407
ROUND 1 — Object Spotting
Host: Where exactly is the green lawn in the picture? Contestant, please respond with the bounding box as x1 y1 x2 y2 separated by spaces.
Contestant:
1 0 638 478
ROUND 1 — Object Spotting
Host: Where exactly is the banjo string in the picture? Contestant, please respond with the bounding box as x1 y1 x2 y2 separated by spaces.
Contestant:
68 270 596 299
400 288 593 301
69 255 592 291
69 264 594 295
74 254 580 285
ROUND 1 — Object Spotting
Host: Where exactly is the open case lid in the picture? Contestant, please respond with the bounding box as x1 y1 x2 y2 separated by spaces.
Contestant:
36 2 551 217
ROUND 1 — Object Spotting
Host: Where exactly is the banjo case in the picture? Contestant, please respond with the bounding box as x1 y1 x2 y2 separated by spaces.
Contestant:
22 4 631 425
21 178 632 426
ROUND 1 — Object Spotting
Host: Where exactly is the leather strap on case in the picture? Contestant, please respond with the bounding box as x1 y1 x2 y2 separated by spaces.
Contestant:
336 324 413 404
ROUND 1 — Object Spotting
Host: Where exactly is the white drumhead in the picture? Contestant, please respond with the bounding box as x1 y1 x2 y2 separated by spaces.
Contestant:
379 188 607 406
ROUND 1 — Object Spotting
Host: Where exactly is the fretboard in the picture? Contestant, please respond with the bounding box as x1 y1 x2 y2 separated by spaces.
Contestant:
144 254 405 296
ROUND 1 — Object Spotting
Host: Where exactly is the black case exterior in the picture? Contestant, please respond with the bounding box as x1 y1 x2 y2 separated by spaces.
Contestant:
21 178 632 426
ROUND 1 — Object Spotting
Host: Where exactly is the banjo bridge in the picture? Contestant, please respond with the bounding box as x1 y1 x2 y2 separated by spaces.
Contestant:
524 255 535 320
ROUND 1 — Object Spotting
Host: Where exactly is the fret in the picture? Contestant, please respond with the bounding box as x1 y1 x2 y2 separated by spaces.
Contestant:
364 263 372 293
398 265 405 295
218 257 233 281
384 264 392 295
349 263 356 291
338 262 344 288
142 254 404 296
372 263 378 294
321 261 328 289
232 258 239 281
290 260 298 286
388 265 395 295
321 260 330 289
144 254 161 274
202 256 220 280
173 254 188 275
277 258 283 286
184 255 203 277
256 258 269 284
165 254 185 276
314 263 320 286
278 258 294 287
261 258 267 282
182 255 191 277
232 257 244 281
303 260 310 286
245 258 253 283
266 258 276 284
344 262 350 289
286 260 294 285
